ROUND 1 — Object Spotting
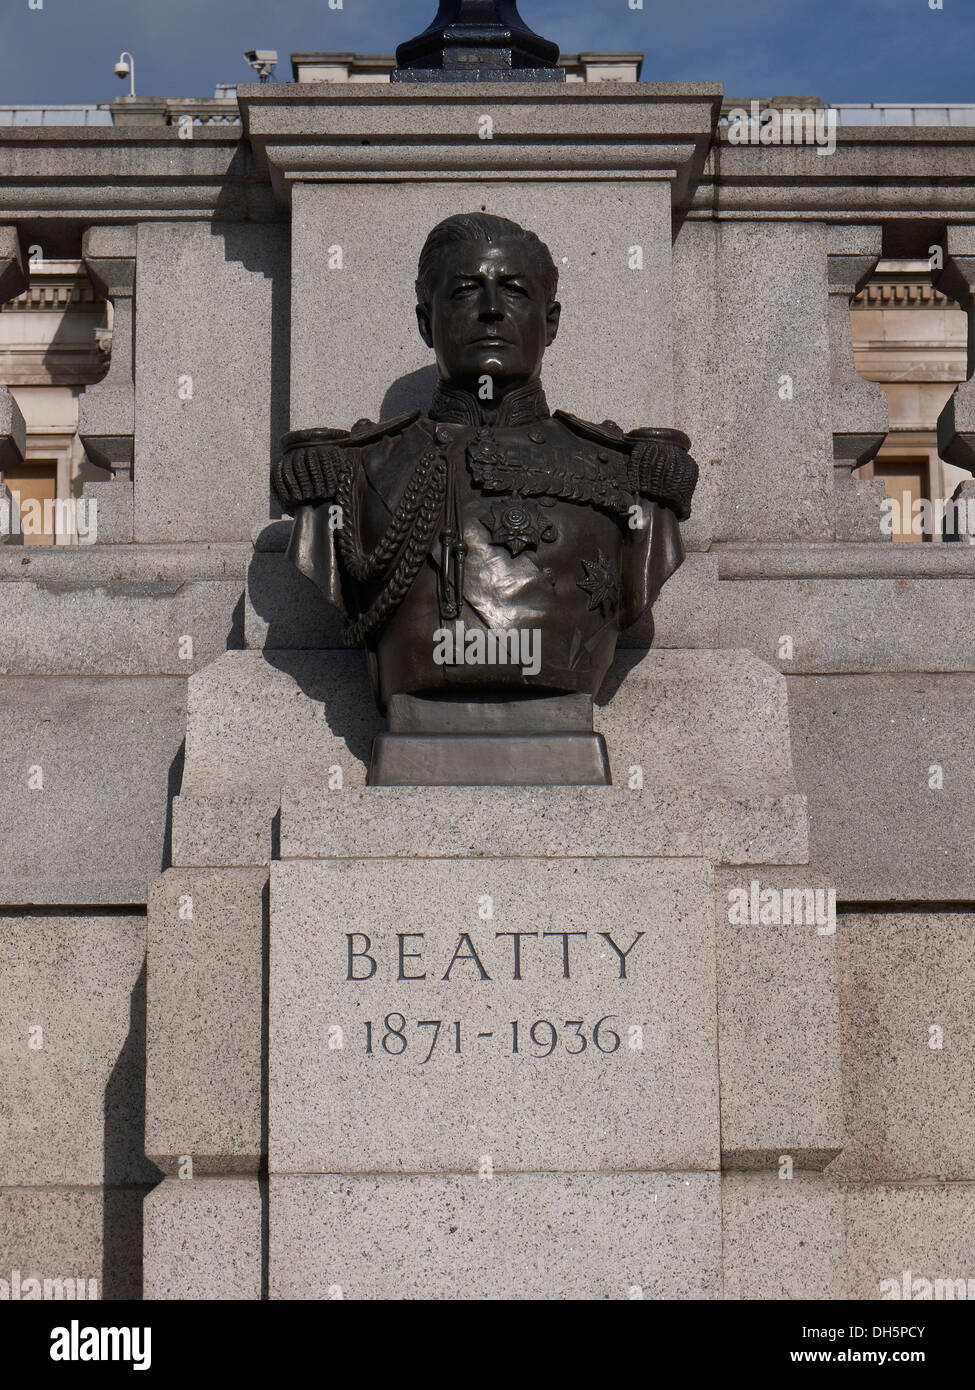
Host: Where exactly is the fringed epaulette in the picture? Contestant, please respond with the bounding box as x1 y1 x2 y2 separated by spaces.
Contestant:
554 412 698 521
625 428 698 521
272 411 421 511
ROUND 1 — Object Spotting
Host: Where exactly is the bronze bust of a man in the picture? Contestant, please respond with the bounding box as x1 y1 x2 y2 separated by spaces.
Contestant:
272 213 697 783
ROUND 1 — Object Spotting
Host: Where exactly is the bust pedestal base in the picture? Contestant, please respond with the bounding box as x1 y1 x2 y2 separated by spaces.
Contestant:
368 691 611 786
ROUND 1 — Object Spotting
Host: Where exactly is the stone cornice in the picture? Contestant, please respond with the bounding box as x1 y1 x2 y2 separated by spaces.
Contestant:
692 125 975 219
0 129 279 221
1 100 972 226
237 81 723 207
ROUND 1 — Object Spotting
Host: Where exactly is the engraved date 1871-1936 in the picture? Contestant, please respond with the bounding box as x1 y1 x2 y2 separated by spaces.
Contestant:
360 1014 644 1063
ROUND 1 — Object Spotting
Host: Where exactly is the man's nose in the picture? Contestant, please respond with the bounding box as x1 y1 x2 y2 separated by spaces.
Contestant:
479 284 504 320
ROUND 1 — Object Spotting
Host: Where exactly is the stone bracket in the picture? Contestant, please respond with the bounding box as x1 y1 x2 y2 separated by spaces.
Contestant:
0 225 27 304
827 227 889 541
78 225 136 479
827 227 888 469
0 385 26 473
0 250 29 547
0 387 27 544
933 226 975 473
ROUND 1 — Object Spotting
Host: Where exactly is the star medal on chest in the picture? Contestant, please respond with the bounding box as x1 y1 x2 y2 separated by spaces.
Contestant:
484 500 557 556
577 550 619 613
466 425 508 469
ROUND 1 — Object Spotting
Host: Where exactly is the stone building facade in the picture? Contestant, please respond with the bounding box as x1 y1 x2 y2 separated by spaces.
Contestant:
1 53 974 1300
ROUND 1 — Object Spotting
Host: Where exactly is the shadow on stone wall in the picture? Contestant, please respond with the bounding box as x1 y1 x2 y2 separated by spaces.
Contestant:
102 959 162 1299
381 364 439 419
160 741 185 873
259 648 380 768
594 647 651 707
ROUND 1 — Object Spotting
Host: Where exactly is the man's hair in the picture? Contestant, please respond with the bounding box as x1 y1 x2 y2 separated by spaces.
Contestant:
416 213 559 306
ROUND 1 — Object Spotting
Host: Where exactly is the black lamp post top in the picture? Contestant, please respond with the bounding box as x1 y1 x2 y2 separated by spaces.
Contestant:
393 0 564 82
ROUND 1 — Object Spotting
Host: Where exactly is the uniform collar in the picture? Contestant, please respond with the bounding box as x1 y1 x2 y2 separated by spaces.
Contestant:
428 379 551 428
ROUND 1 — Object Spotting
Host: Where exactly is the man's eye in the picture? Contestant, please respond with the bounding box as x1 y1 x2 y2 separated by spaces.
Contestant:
451 283 478 298
503 283 529 297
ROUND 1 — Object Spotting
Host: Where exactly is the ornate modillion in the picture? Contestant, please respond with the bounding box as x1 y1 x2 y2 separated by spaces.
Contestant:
272 214 698 785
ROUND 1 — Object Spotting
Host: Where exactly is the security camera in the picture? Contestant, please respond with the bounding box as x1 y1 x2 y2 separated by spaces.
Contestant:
244 49 278 82
114 52 135 95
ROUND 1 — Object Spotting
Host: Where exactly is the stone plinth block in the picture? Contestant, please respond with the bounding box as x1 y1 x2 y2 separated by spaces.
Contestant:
788 674 975 901
934 227 975 473
718 577 975 674
833 473 889 543
146 868 268 1174
722 1173 846 1300
832 912 975 1181
245 550 343 651
0 914 158 1186
0 127 270 225
0 578 243 676
143 1177 262 1300
715 869 842 1169
269 1172 720 1300
0 540 251 586
636 551 721 647
79 225 135 475
0 1186 147 1302
171 793 279 868
280 786 807 867
845 1183 975 1301
0 676 186 904
597 649 796 795
270 856 718 1175
183 646 800 802
180 650 379 795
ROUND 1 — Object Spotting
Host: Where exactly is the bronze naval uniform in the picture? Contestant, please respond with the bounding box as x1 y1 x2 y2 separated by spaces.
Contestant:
272 382 698 710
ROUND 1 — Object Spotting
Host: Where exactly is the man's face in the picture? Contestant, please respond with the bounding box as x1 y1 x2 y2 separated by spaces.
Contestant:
417 239 560 394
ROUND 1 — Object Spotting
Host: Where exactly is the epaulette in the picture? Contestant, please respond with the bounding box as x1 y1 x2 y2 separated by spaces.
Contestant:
346 409 421 447
625 425 692 452
280 426 350 452
553 409 630 451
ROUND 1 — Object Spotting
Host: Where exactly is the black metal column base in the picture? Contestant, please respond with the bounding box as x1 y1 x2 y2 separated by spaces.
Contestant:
393 1 563 83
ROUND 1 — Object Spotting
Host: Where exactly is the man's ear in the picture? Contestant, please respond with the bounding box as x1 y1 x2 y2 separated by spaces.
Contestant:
416 303 434 348
545 301 561 347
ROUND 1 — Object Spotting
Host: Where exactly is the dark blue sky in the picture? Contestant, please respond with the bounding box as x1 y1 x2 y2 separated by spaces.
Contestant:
1 0 972 108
